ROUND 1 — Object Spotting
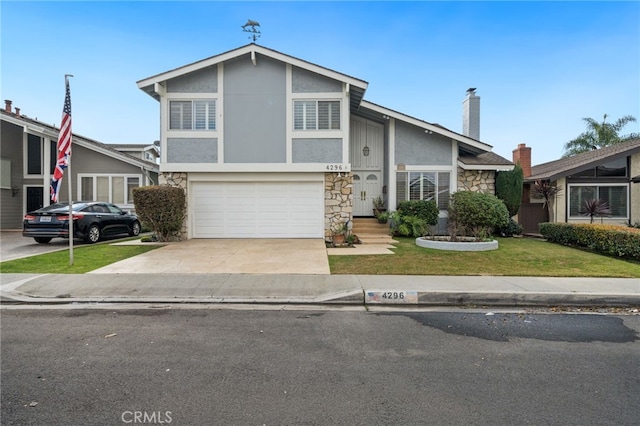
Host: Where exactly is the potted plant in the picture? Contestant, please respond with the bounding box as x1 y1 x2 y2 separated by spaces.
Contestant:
372 195 385 216
377 211 390 224
331 222 348 246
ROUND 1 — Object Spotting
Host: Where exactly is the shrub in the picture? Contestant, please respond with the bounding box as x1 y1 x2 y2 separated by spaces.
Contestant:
448 191 509 239
539 222 640 260
391 200 439 238
496 218 523 237
133 186 186 242
496 164 523 217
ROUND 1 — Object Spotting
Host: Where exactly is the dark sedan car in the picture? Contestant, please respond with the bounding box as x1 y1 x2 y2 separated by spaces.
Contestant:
23 202 141 244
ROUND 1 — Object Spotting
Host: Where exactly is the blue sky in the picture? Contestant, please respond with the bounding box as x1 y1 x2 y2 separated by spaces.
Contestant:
2 1 639 165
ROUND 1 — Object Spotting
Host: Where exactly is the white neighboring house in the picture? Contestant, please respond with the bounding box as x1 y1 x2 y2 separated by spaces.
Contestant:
137 43 513 240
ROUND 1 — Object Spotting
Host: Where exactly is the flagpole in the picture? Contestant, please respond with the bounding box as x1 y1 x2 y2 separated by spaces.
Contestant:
65 74 74 266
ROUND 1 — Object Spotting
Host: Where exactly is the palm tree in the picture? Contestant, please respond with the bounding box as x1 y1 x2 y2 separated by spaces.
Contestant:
562 114 639 157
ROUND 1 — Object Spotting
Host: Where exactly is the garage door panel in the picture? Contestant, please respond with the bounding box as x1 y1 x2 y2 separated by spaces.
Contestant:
192 180 323 238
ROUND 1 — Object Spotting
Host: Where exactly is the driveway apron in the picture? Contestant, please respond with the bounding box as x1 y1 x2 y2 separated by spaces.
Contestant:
89 239 331 275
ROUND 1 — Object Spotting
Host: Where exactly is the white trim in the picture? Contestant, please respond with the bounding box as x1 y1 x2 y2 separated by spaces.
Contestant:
387 118 396 210
217 63 224 163
399 165 455 172
187 172 324 183
286 64 293 163
457 160 514 171
342 82 350 164
161 163 351 173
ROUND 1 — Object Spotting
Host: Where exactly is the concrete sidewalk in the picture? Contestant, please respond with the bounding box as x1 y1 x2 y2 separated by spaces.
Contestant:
1 273 638 307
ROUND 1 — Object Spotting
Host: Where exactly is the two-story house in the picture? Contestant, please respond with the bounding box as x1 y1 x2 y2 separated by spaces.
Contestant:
137 44 512 240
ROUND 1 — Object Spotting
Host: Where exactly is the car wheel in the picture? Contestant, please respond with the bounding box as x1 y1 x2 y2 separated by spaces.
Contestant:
129 221 141 237
34 237 52 244
85 224 101 244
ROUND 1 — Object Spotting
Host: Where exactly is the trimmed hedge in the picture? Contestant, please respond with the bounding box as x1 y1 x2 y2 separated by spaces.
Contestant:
539 222 640 260
133 186 186 241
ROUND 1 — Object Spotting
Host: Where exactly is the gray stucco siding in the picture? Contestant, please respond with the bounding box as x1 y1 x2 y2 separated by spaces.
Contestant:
395 121 452 165
292 139 342 163
167 138 217 163
166 66 217 93
292 66 342 93
1 121 25 228
223 54 286 163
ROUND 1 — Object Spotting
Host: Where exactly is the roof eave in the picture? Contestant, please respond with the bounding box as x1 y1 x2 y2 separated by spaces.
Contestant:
137 44 369 101
457 160 514 171
360 100 493 152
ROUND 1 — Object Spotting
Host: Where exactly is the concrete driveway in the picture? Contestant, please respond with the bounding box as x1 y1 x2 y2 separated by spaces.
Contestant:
89 239 331 275
1 231 79 262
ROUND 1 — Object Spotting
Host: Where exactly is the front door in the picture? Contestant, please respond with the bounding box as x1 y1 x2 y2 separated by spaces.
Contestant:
353 172 381 216
351 116 384 217
26 186 44 213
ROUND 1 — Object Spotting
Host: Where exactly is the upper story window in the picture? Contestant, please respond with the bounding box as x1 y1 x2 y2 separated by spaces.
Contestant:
25 134 57 177
169 100 216 130
294 100 340 130
572 158 628 178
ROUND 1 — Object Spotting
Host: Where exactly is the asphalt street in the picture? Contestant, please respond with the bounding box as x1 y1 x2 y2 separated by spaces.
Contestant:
2 308 639 425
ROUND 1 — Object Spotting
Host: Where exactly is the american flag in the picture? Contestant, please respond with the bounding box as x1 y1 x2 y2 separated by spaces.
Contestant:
50 78 72 203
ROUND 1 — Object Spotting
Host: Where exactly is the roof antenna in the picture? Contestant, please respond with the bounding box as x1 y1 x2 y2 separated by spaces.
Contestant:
242 19 261 43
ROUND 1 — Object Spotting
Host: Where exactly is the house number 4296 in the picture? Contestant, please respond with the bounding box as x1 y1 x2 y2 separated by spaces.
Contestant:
326 164 345 171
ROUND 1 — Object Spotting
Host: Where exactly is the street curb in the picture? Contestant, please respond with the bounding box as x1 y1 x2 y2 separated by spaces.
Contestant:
2 291 639 307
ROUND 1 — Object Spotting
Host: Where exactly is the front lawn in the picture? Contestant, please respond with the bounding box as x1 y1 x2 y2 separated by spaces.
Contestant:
0 244 163 274
329 237 640 277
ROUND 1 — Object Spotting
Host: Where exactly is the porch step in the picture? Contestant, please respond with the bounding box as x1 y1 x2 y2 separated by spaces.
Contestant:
351 218 396 245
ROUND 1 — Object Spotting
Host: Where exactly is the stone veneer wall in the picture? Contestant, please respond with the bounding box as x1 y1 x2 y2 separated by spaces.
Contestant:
159 172 188 240
324 172 353 240
457 167 496 194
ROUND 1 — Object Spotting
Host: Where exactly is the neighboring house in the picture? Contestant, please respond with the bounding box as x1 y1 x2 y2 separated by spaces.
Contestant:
0 101 159 230
514 140 640 234
137 43 512 240
110 142 160 164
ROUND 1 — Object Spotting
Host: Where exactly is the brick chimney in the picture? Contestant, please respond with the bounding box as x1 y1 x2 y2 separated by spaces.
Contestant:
4 100 12 113
512 143 532 177
15 107 20 116
462 88 480 140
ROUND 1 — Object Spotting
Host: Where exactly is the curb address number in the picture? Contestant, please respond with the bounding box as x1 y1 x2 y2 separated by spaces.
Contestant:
365 291 418 304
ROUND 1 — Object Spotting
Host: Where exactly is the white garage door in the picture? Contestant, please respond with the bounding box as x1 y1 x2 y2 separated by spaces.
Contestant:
191 180 324 238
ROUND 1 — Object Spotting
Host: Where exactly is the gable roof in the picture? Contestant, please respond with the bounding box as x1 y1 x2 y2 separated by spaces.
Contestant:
0 109 159 171
528 138 640 182
137 44 369 111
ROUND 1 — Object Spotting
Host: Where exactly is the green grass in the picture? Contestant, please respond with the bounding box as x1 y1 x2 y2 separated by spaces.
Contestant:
0 244 163 274
329 237 640 277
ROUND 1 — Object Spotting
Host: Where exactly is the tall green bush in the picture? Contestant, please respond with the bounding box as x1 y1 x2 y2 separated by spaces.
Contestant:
448 191 509 239
133 186 186 241
496 164 523 217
